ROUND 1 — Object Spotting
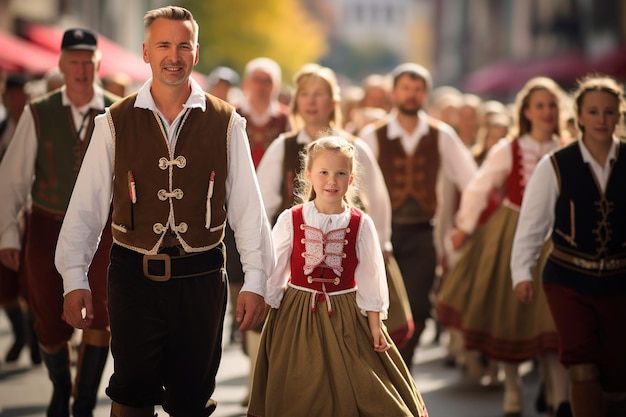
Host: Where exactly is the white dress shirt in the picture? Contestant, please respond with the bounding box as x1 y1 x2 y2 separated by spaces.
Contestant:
267 201 389 318
0 85 106 251
510 138 619 288
256 128 392 252
54 78 275 297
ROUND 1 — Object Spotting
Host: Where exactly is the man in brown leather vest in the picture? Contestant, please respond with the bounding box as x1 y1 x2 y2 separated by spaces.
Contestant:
360 63 477 369
55 7 274 417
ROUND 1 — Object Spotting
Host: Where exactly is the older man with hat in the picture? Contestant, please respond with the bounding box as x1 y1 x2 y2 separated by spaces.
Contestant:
0 28 119 417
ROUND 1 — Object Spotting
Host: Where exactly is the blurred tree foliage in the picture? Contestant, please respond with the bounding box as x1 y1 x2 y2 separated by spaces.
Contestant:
180 0 327 84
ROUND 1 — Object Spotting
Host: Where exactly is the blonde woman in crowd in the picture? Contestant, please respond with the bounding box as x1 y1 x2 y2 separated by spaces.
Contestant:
437 77 572 417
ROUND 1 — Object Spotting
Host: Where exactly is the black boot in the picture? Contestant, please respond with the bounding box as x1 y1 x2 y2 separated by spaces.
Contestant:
4 306 26 362
27 310 42 365
40 344 72 417
4 304 26 362
72 344 110 417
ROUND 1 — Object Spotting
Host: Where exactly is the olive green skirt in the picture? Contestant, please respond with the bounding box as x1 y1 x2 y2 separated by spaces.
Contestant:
436 205 559 363
247 287 428 417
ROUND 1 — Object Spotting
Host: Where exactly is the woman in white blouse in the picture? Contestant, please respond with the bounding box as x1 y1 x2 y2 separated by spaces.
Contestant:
436 77 571 417
512 75 626 417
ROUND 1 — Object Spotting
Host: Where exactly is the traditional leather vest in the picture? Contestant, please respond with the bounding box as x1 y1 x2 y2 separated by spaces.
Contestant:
109 93 232 254
548 141 626 276
375 119 440 224
30 91 118 215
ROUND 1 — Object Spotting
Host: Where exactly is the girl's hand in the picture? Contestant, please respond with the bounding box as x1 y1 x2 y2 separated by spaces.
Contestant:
367 311 390 352
371 327 390 352
514 281 534 303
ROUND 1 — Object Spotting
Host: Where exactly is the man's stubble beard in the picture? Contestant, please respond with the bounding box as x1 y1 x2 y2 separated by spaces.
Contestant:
397 104 421 116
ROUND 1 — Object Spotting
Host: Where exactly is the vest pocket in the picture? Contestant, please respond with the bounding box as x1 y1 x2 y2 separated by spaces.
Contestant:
112 222 128 233
209 221 226 233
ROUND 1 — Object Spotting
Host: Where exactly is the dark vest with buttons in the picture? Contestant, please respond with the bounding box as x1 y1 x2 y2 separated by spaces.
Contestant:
550 142 626 279
30 90 118 216
374 118 440 225
109 93 232 254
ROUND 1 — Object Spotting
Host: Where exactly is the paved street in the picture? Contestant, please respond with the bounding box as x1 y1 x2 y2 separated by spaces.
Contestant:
0 311 548 417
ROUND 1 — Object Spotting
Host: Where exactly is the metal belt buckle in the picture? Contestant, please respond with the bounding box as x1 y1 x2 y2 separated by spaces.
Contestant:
142 253 171 282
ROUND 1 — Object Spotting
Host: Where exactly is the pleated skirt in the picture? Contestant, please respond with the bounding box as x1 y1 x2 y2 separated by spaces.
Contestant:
436 205 559 363
247 287 428 417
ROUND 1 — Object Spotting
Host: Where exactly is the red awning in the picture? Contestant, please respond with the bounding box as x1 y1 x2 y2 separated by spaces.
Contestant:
517 50 590 84
23 23 206 85
464 51 592 96
462 59 522 95
0 30 59 74
592 46 626 77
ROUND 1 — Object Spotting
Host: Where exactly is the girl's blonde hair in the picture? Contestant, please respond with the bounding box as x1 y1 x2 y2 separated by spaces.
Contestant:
294 134 361 207
572 74 625 134
511 76 564 138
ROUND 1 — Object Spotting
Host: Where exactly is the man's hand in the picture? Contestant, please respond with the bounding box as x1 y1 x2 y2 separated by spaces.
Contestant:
0 248 21 272
236 291 268 331
514 282 534 303
63 289 94 329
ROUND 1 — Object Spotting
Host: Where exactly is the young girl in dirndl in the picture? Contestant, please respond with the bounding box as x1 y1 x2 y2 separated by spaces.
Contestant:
247 136 427 417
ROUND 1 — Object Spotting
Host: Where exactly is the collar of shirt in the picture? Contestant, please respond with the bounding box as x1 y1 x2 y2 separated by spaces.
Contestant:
134 77 207 114
133 78 207 149
575 137 618 193
577 136 618 168
386 109 429 141
518 133 561 155
61 84 106 111
238 97 282 125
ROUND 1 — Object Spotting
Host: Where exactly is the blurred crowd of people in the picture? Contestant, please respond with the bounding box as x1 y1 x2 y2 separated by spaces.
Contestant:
1 15 626 417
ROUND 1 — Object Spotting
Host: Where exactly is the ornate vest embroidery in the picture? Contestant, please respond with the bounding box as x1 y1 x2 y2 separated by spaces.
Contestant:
289 205 361 315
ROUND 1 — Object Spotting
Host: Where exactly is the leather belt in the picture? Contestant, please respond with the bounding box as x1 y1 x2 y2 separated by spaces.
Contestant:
142 244 225 281
550 248 626 273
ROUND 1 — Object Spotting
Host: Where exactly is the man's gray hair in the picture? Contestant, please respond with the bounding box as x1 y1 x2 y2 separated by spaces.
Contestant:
144 6 199 45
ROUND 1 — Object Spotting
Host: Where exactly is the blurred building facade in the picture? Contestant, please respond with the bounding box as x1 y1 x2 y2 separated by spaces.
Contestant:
312 0 626 98
432 0 626 99
1 0 625 98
